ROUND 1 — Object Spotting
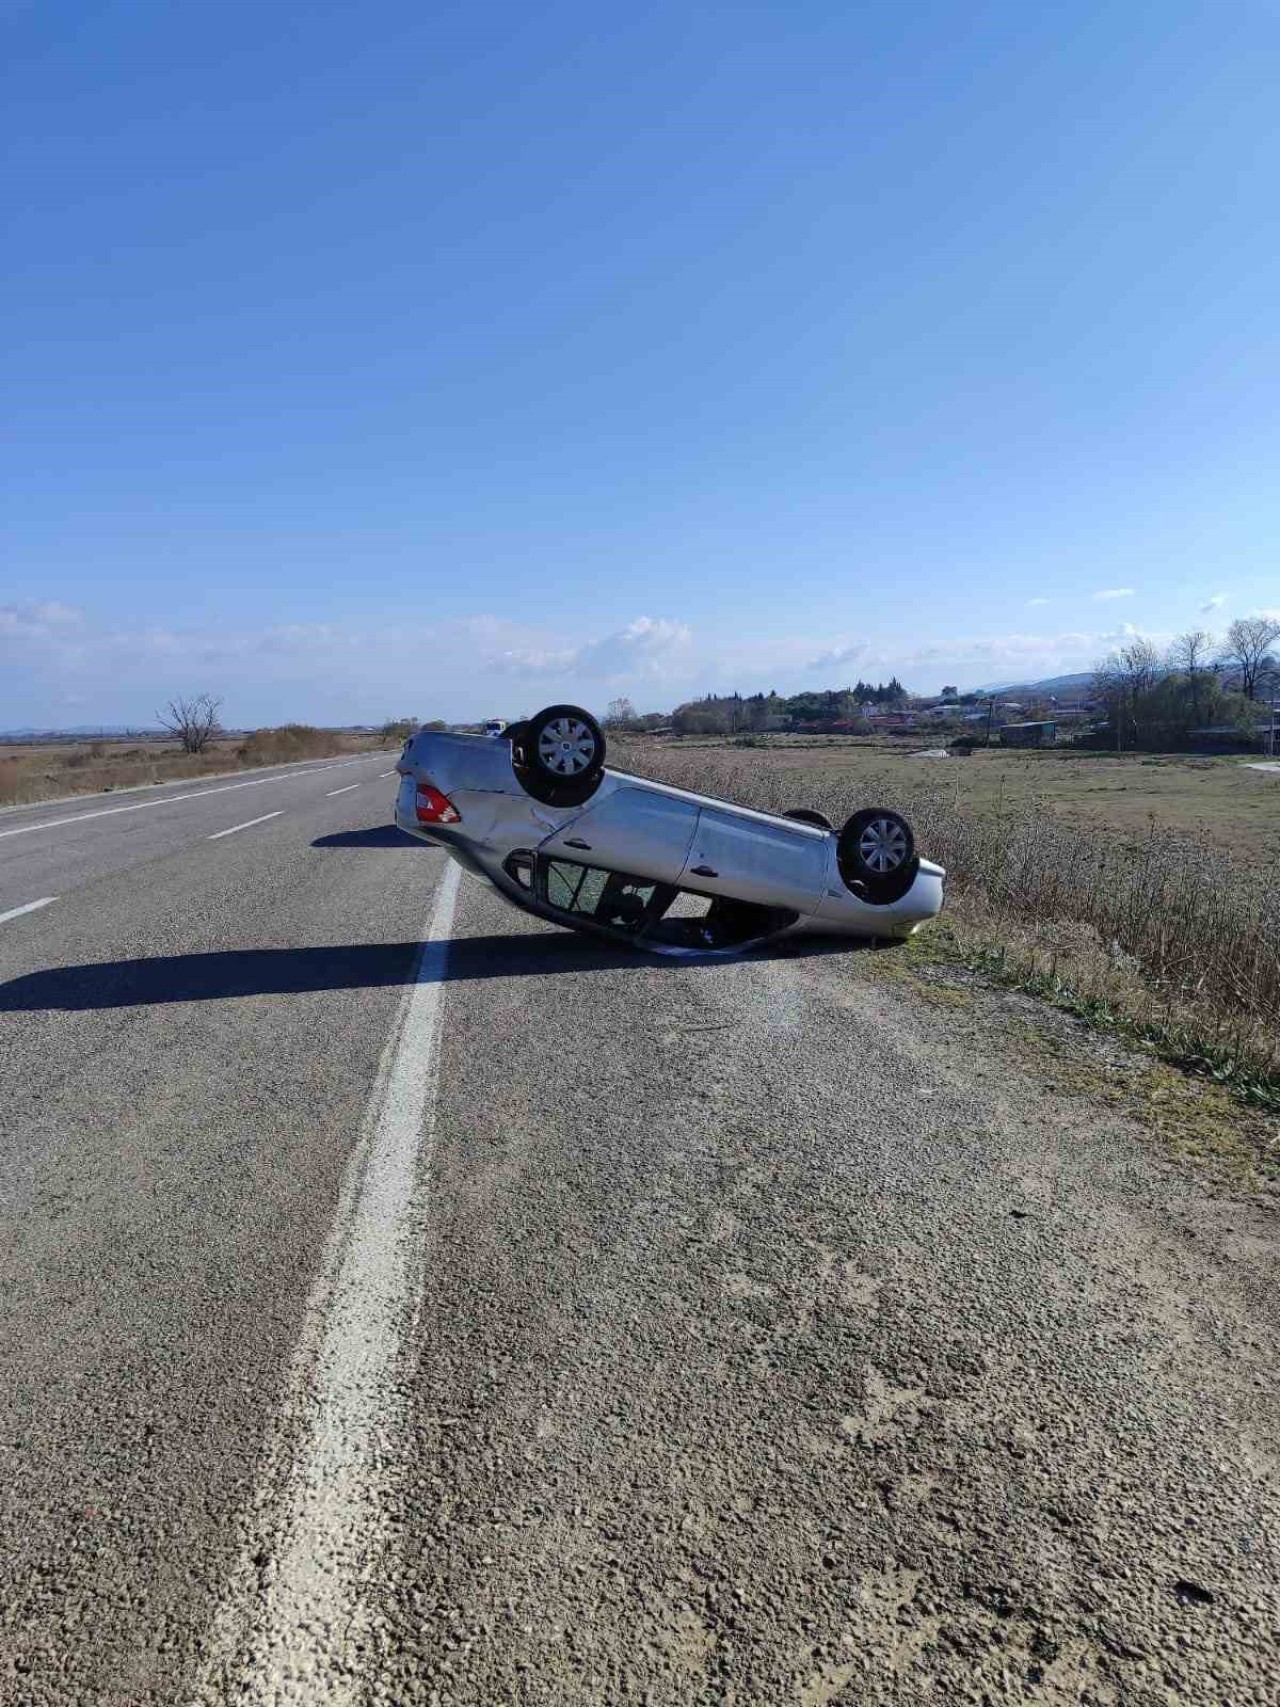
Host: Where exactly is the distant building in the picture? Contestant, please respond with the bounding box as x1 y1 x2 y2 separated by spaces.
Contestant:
1000 721 1057 748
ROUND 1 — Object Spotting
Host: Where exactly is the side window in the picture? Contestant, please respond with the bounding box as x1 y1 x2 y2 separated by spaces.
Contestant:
546 860 610 913
540 859 662 934
504 851 534 890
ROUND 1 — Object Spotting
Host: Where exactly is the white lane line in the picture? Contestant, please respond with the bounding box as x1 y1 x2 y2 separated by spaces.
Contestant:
0 761 380 841
0 896 57 926
192 861 462 1705
325 784 360 797
207 811 284 841
379 771 394 778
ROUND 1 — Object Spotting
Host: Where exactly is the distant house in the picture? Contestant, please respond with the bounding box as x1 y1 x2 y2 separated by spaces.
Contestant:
1000 721 1057 748
1046 701 1098 722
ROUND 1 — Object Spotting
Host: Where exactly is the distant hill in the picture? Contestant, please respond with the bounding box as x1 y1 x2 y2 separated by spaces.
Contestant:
972 671 1095 699
0 725 157 740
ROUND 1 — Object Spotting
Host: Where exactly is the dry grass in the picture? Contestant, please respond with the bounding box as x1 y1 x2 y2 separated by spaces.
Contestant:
629 738 1280 866
0 727 392 809
612 737 1280 1108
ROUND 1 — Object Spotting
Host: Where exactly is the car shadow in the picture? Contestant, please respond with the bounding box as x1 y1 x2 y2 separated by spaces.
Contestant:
311 825 422 848
0 930 884 1012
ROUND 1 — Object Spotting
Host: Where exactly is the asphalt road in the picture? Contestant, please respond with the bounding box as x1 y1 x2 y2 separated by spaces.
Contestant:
1 758 1277 1705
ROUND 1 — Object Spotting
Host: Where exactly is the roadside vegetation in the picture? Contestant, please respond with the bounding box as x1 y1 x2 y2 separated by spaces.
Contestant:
0 723 397 809
612 737 1280 1115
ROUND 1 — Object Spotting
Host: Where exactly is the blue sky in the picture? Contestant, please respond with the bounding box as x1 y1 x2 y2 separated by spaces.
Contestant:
4 0 1278 726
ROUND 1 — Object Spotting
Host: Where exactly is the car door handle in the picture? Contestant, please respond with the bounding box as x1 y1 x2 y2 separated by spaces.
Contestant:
564 837 591 850
690 864 718 877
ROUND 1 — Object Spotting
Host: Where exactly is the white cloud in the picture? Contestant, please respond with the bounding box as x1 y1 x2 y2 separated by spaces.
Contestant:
1026 597 1051 608
493 616 692 683
794 626 1154 693
0 599 1185 729
1 606 707 728
1201 594 1227 613
807 642 870 672
1092 587 1135 601
578 616 692 678
0 599 85 637
492 641 577 675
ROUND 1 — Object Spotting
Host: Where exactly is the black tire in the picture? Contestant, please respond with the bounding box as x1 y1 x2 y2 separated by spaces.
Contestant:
838 807 919 903
784 807 834 831
512 705 607 808
525 704 606 783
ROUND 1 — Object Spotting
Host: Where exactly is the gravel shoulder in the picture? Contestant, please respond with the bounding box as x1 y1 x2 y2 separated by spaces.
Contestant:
365 879 1280 1705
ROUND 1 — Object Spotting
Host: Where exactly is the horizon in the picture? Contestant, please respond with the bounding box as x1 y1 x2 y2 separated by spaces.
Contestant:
0 668 1116 739
6 2 1278 727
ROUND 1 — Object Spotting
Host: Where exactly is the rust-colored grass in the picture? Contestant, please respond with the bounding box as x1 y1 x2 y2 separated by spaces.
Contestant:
0 728 392 809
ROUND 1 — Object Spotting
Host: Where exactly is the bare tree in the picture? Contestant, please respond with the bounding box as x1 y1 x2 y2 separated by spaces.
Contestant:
1168 629 1214 676
158 693 223 753
604 696 638 728
1168 629 1215 724
1094 636 1160 751
1221 615 1280 700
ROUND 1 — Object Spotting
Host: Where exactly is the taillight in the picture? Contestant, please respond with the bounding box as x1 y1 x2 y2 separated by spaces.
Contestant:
415 783 461 824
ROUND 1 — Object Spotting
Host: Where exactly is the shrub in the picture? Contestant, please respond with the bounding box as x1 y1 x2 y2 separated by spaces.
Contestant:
237 725 347 765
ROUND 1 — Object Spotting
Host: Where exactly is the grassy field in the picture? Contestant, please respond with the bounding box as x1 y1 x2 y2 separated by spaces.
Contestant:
617 737 1280 870
612 735 1280 1108
0 727 391 809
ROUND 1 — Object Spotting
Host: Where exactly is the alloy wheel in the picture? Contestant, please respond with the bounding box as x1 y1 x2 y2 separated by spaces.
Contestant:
857 816 910 873
537 716 598 776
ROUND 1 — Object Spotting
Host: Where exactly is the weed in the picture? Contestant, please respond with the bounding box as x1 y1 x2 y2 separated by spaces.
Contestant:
613 739 1280 1110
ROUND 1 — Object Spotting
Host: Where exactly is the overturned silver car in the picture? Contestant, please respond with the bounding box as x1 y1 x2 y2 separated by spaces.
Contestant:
395 705 945 954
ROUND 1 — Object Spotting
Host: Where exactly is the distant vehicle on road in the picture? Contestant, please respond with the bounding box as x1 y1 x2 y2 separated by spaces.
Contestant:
396 704 945 954
483 718 508 738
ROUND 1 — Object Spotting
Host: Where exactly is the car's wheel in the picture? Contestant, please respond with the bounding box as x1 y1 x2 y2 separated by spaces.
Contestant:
838 807 918 902
525 704 606 783
784 807 834 831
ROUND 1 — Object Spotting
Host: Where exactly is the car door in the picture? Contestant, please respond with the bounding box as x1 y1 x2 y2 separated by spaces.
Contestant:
679 807 829 915
538 785 699 885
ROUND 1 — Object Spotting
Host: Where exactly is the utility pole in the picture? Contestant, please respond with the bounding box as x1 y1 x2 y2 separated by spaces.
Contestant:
986 695 996 748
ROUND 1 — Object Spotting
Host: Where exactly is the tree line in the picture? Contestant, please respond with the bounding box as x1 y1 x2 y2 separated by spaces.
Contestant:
604 682 908 736
1094 617 1279 751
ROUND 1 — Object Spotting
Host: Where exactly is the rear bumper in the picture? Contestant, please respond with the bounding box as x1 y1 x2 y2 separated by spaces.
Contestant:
805 859 946 938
